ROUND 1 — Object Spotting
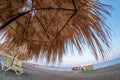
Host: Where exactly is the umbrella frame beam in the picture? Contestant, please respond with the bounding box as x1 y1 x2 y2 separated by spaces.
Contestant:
0 10 32 30
0 0 77 30
48 0 77 51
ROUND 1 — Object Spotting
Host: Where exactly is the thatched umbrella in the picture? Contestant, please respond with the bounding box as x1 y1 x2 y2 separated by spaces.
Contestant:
0 0 111 63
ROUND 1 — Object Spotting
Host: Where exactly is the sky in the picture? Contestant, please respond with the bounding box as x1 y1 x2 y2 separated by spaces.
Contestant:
28 0 120 67
103 0 120 57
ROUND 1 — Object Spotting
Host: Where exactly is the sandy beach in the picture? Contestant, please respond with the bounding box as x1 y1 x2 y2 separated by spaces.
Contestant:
0 55 120 80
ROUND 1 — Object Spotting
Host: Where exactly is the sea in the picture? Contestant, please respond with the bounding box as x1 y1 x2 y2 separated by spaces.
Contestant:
36 57 120 72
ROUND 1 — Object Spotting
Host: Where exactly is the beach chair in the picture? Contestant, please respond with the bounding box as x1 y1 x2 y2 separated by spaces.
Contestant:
0 57 23 75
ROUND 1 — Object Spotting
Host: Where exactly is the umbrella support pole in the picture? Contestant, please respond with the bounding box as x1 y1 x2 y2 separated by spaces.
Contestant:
11 53 17 66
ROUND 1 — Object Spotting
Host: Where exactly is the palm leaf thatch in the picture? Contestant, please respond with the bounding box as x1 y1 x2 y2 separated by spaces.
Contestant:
0 0 111 63
0 43 26 66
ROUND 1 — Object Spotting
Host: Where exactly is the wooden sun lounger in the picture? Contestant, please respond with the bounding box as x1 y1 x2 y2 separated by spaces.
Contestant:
0 58 23 75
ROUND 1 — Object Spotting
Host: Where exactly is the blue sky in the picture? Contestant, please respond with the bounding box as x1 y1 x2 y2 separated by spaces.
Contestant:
104 0 120 57
29 0 120 67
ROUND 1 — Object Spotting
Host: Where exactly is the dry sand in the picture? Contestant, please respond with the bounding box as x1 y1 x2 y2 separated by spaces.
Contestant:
0 55 120 80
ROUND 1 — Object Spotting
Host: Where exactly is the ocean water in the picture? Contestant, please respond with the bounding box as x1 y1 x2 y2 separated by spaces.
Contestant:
94 57 120 69
36 57 120 71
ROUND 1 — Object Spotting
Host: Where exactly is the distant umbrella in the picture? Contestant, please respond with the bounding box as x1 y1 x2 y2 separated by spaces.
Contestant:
0 0 111 63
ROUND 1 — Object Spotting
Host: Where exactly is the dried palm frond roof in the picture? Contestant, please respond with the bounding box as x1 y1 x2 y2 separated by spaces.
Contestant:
0 0 111 63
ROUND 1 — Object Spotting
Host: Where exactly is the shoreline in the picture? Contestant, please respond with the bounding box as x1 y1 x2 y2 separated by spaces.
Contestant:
0 54 120 80
29 57 120 72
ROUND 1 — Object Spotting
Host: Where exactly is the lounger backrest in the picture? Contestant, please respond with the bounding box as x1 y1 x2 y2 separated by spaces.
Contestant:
14 60 22 67
7 58 13 68
7 58 22 67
